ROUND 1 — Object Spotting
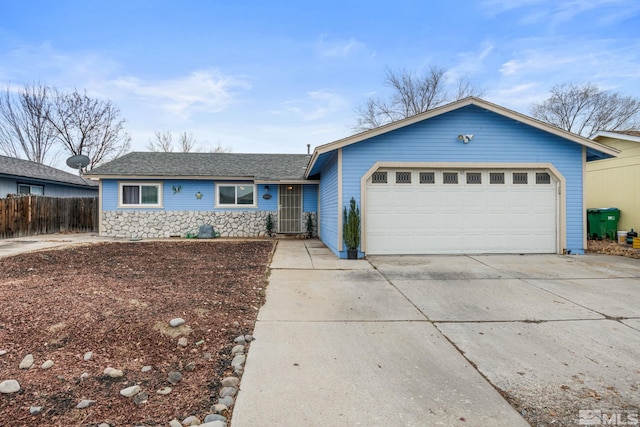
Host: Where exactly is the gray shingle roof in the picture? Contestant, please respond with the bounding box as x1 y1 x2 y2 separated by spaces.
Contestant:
85 152 312 181
0 155 97 187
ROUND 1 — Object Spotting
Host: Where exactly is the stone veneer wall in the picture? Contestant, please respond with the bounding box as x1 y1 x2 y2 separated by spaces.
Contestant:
101 210 317 239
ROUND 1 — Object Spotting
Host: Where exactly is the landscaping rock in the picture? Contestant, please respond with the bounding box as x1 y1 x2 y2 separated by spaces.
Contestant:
219 386 237 398
0 379 20 394
168 371 182 384
83 351 93 361
132 391 149 405
119 385 141 397
76 399 96 409
170 318 185 327
156 386 172 395
221 376 239 388
41 359 54 369
19 354 34 369
211 403 228 414
218 395 234 407
177 337 188 347
204 414 227 423
244 335 253 342
141 365 152 372
231 344 245 355
0 350 7 356
98 423 111 427
169 420 182 427
185 361 196 371
182 415 201 425
29 406 43 415
201 421 227 427
104 367 124 378
233 335 246 345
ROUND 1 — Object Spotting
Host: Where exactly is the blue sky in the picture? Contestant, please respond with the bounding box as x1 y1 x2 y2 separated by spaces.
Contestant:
1 0 639 162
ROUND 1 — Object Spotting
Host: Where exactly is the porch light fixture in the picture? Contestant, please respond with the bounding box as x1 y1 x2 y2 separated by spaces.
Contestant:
264 185 269 192
195 191 203 200
287 185 293 190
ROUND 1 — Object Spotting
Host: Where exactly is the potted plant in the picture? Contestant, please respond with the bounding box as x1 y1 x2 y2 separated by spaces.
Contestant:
343 197 360 259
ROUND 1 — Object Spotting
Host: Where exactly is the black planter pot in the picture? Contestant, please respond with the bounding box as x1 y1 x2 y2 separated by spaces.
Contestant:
347 249 358 260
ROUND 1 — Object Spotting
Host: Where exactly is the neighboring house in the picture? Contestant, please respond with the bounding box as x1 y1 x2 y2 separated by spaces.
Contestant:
0 155 98 198
85 97 617 257
586 130 640 232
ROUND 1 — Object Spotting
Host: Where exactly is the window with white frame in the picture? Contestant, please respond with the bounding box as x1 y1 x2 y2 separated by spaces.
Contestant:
217 184 256 207
119 182 162 207
18 183 44 195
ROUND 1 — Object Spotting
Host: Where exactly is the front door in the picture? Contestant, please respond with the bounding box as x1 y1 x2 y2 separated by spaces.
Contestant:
279 184 302 233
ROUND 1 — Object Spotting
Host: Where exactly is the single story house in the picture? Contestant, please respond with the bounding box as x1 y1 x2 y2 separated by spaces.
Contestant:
586 130 640 232
85 97 617 257
0 154 98 198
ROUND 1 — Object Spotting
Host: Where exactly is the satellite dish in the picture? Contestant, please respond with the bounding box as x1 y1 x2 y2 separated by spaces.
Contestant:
66 154 90 174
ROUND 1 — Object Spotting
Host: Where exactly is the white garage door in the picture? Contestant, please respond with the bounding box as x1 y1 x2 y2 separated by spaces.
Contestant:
365 168 558 255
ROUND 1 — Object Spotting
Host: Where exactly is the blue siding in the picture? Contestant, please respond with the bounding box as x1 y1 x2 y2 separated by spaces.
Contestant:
328 105 585 255
302 184 318 212
319 152 339 254
102 179 280 212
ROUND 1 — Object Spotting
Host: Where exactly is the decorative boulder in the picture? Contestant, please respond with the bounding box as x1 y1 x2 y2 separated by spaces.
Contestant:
197 225 215 239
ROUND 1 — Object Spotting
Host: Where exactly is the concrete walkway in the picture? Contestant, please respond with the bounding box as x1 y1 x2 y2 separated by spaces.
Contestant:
232 240 529 426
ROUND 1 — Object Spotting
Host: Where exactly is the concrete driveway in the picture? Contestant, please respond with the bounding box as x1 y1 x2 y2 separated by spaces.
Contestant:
232 241 640 426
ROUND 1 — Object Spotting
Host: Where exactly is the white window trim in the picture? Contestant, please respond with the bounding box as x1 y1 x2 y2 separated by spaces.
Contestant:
118 182 163 208
215 183 258 208
18 183 44 195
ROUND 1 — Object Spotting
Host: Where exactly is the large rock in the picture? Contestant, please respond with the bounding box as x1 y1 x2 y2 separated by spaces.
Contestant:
0 379 20 394
19 354 34 369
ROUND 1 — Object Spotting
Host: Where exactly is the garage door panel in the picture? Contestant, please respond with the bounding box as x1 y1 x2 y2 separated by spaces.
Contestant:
365 169 557 255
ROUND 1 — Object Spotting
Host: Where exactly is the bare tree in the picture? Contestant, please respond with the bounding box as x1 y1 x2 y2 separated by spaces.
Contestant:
147 131 201 152
48 89 131 169
531 83 640 137
0 83 58 164
353 66 483 132
147 131 174 152
210 142 232 153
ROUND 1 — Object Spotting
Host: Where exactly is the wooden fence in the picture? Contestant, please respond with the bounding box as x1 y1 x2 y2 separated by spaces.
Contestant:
0 195 98 239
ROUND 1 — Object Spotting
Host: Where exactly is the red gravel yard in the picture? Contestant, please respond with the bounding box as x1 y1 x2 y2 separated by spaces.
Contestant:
0 240 274 426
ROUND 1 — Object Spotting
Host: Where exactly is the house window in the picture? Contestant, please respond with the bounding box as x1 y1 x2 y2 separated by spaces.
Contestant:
513 172 528 184
443 172 459 184
536 172 551 184
490 172 505 184
466 172 482 184
419 172 435 184
395 171 412 184
119 182 162 207
371 171 388 184
18 183 44 195
217 184 256 207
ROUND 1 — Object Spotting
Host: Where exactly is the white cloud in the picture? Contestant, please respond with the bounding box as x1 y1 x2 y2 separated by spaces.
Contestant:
277 89 347 121
110 70 251 119
317 36 367 59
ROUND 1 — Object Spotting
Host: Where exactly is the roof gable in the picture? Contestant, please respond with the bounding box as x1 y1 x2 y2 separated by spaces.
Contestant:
306 97 619 177
84 152 312 181
591 130 640 144
0 155 97 188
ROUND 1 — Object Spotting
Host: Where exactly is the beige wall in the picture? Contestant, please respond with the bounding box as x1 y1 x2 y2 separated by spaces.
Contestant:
586 136 640 232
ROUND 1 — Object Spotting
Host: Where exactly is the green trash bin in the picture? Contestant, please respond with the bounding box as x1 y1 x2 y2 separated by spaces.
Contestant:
586 208 620 240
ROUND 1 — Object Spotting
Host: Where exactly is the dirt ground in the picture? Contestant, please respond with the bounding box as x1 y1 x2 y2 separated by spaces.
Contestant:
586 238 640 258
0 240 274 426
